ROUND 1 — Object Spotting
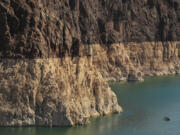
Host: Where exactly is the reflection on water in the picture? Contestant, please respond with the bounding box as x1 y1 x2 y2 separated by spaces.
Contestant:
1 75 180 135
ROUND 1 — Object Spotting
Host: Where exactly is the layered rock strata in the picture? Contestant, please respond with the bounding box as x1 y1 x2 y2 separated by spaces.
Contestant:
0 0 180 127
91 41 180 82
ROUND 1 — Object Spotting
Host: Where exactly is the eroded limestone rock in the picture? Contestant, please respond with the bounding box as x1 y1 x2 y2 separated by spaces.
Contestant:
0 58 122 126
91 42 180 82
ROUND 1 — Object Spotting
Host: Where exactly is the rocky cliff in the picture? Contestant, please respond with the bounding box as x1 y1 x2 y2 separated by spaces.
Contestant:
0 0 180 58
91 41 180 82
0 0 179 126
0 57 121 126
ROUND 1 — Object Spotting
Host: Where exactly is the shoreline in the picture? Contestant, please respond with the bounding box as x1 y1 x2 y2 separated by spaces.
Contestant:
0 41 180 127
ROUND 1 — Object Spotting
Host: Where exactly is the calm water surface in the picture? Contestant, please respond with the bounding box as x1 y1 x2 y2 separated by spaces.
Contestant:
1 75 180 135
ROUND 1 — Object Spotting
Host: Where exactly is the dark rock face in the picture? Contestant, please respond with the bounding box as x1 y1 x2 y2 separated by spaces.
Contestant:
0 0 179 127
0 0 180 58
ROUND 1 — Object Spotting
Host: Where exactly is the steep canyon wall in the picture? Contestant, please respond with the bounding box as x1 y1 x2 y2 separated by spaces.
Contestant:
0 0 179 126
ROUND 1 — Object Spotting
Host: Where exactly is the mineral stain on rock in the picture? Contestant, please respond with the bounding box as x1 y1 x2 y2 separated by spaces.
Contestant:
0 0 179 127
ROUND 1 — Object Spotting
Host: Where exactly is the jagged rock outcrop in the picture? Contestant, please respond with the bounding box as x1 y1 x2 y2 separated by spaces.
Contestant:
0 0 124 126
0 57 122 126
0 0 179 126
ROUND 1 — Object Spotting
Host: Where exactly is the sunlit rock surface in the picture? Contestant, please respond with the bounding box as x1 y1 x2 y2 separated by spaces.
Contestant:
0 0 179 126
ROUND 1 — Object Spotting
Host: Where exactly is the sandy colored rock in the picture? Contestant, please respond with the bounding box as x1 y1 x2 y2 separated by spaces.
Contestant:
0 0 180 127
0 57 122 126
91 42 180 82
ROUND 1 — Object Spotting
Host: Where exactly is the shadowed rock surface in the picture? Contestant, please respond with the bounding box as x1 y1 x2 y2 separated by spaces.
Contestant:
0 0 179 126
0 0 180 58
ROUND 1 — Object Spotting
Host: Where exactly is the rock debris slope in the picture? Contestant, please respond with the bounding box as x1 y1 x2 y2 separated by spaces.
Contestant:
0 0 179 126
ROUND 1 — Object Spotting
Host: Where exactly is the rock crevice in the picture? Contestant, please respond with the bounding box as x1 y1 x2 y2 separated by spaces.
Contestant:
0 0 179 126
0 58 122 126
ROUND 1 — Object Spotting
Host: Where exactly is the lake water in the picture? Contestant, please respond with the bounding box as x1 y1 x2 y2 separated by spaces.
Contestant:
1 75 180 135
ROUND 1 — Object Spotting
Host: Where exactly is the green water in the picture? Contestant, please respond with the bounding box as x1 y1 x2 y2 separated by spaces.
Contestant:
1 75 180 135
